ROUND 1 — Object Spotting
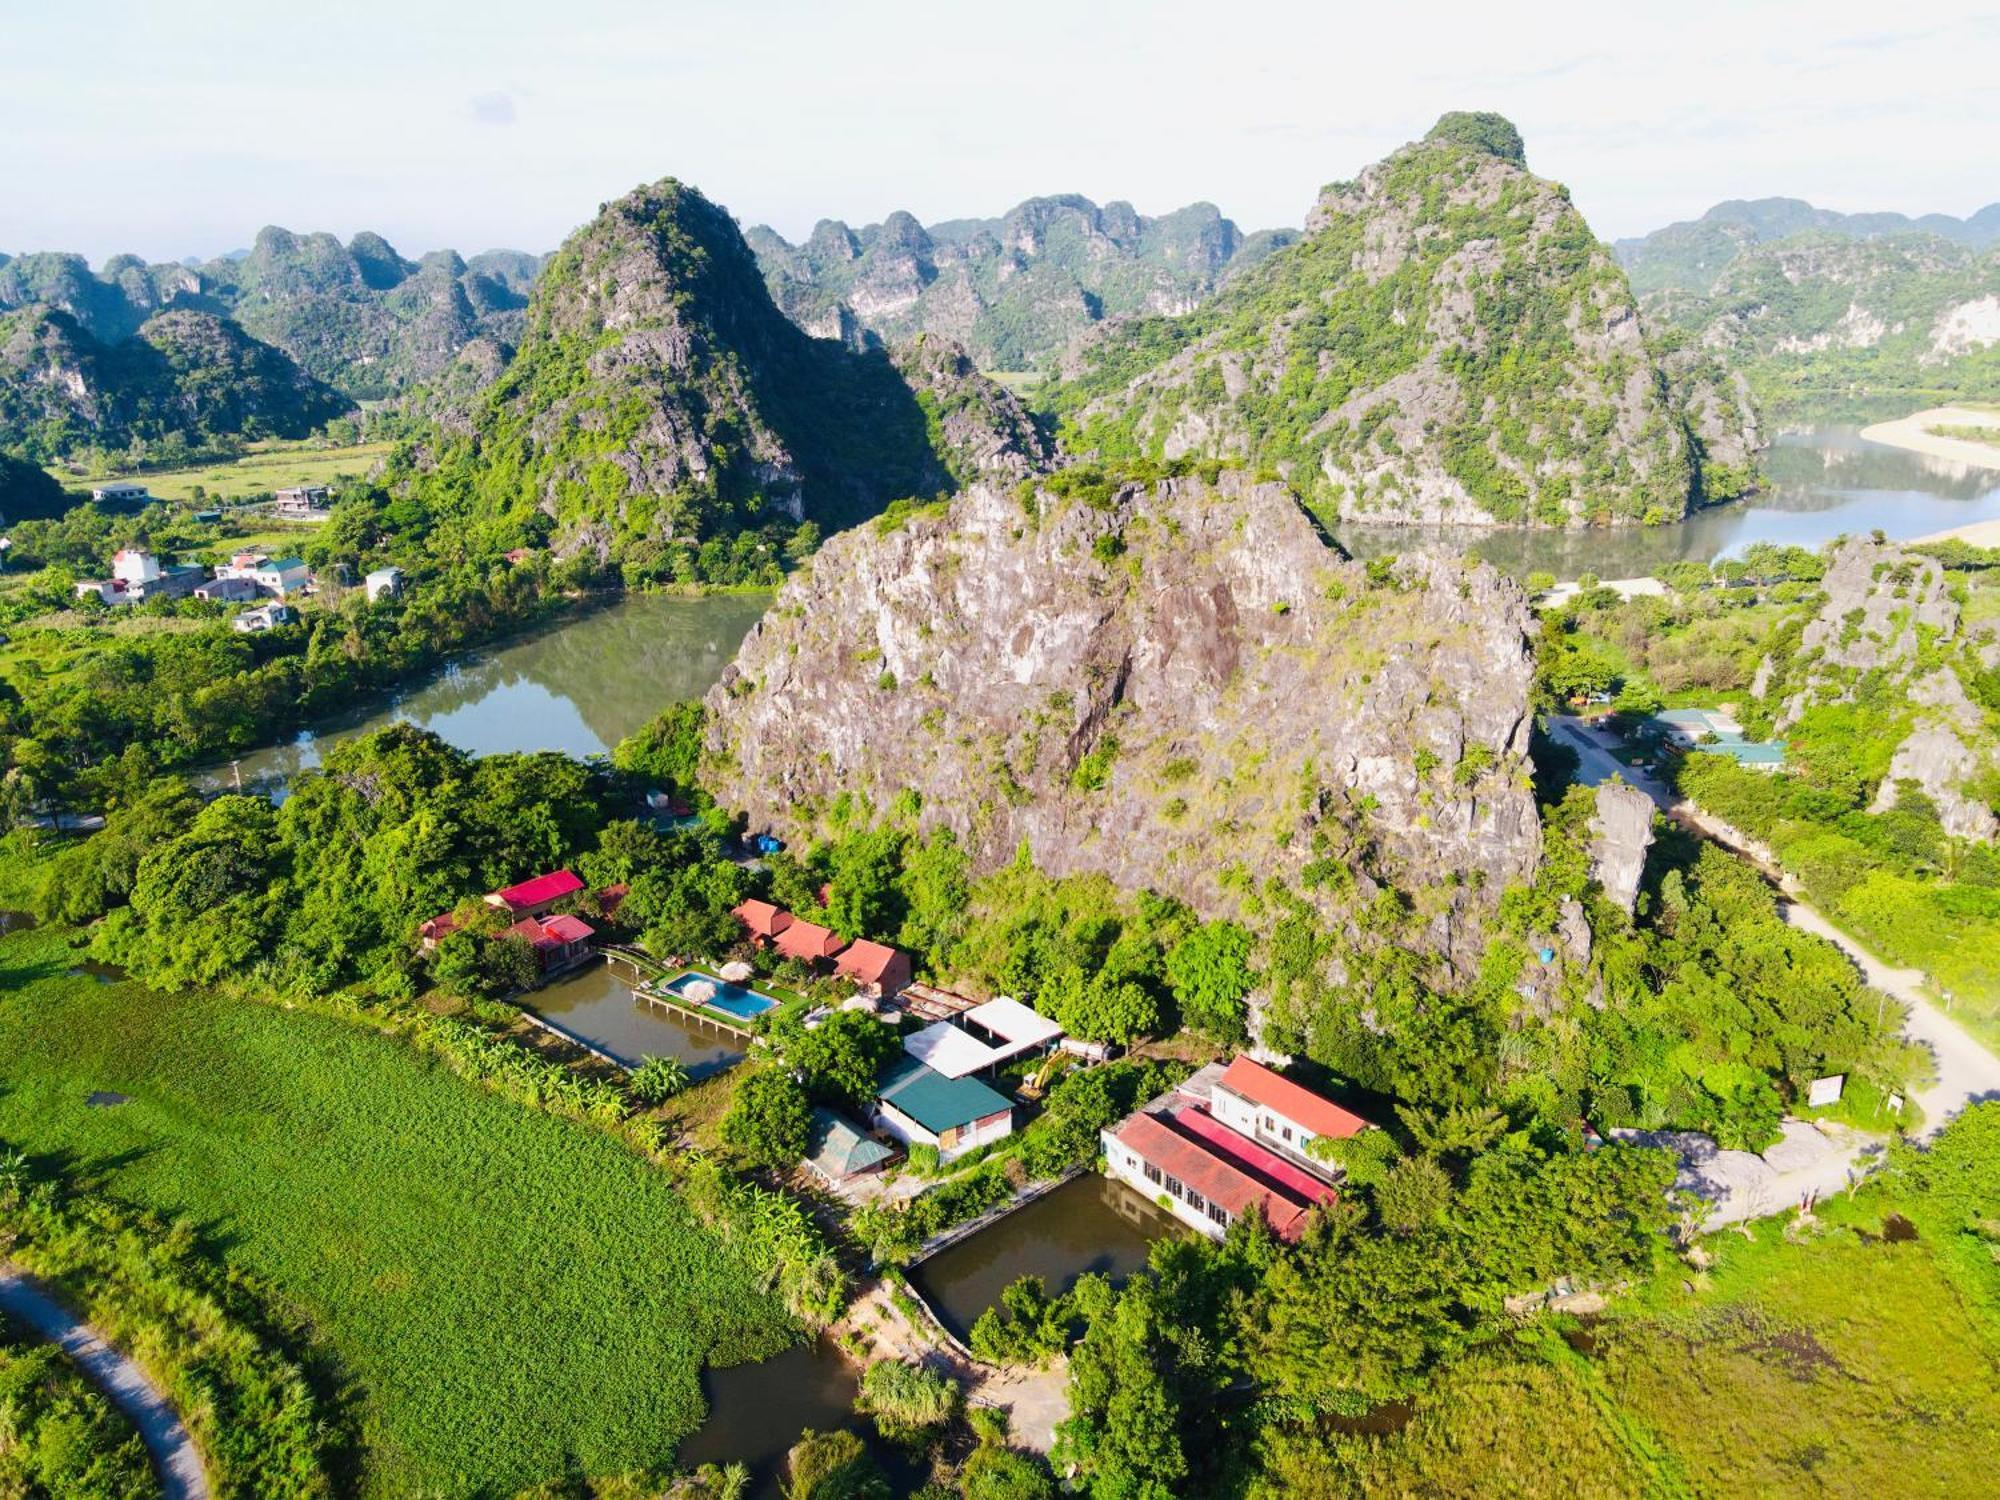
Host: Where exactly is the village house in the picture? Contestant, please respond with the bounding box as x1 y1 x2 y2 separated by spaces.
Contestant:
1209 1054 1372 1182
1102 1056 1367 1243
364 566 402 602
74 548 203 605
773 917 846 968
231 603 294 633
1643 707 1787 771
273 486 334 519
873 1053 1014 1161
802 1106 895 1187
833 938 912 1000
503 911 595 975
730 898 794 946
91 482 151 506
485 869 586 919
195 575 261 603
216 553 311 598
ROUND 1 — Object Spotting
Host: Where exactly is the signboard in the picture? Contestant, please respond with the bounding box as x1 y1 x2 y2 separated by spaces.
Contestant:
1807 1074 1845 1108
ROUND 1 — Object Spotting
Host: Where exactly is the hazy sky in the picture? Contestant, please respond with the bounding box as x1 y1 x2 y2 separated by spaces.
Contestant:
4 0 1995 264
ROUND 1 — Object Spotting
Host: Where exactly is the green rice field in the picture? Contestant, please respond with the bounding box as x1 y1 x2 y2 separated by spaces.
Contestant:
49 439 396 505
0 926 797 1496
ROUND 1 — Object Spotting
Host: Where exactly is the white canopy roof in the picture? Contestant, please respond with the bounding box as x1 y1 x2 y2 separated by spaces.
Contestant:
903 1022 1004 1079
965 996 1063 1049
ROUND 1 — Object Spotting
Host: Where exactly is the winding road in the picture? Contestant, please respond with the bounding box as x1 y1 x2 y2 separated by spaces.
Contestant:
1551 713 2000 1137
0 1266 211 1500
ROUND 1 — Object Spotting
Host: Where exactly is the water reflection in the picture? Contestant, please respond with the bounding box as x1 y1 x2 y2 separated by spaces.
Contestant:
525 962 745 1077
206 592 769 797
1333 426 2000 579
677 1335 861 1499
910 1173 1176 1342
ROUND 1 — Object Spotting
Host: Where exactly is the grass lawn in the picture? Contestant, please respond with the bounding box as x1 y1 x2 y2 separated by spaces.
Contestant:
49 440 396 505
0 926 798 1497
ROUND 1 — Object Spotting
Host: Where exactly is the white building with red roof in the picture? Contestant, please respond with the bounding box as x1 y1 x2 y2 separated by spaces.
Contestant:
833 939 912 1000
1210 1055 1371 1182
484 869 585 918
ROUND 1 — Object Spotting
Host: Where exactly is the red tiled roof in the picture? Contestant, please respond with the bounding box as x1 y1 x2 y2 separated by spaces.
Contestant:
732 899 794 939
835 939 903 984
1168 1105 1339 1205
1218 1056 1372 1141
491 869 584 912
598 883 628 918
539 913 595 944
505 917 558 951
1114 1111 1312 1242
419 910 459 941
774 919 845 961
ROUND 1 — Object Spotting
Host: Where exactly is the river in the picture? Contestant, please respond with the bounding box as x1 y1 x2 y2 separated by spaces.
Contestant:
1332 425 2000 579
204 591 770 796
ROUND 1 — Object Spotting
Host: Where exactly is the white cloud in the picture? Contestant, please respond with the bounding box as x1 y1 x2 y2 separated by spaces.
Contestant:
0 0 1992 263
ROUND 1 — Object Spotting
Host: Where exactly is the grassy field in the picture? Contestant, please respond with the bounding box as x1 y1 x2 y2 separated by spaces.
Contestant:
0 926 799 1497
0 1317 160 1498
49 439 396 504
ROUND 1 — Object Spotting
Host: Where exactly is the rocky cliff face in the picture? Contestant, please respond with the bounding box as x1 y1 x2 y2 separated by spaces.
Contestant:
1766 536 1999 840
1043 114 1713 530
748 196 1297 370
705 468 1541 958
889 335 1057 483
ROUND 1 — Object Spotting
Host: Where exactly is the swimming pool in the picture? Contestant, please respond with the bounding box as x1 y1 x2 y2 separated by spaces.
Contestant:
664 970 780 1021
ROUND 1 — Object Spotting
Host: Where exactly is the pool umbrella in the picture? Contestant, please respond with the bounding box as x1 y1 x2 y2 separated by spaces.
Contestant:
841 995 877 1014
719 961 754 983
682 978 719 1003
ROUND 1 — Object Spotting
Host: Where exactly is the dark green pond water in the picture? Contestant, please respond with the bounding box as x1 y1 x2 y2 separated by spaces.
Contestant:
909 1173 1177 1342
524 960 745 1078
1334 426 2000 579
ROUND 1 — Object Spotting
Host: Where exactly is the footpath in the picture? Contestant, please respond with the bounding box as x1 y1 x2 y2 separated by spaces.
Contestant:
0 1265 211 1500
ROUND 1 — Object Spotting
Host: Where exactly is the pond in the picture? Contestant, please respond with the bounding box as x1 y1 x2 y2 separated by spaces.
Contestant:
204 591 770 796
1332 426 2000 580
909 1172 1178 1342
677 1334 862 1499
522 961 746 1078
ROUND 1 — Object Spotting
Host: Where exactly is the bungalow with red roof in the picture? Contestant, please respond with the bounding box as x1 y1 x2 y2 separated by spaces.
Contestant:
504 911 596 974
1105 1110 1314 1243
773 918 846 967
731 899 794 946
833 939 912 1000
1210 1055 1371 1183
485 869 586 919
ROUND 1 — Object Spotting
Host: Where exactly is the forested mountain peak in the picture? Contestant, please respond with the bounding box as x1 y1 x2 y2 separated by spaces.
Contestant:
1044 114 1740 529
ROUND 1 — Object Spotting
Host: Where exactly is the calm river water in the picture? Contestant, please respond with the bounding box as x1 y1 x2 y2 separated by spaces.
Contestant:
1333 426 2000 579
205 591 770 796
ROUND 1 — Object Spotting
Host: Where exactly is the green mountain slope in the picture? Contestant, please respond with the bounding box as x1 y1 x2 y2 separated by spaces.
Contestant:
0 306 348 463
387 178 1042 583
1043 113 1736 528
747 195 1297 370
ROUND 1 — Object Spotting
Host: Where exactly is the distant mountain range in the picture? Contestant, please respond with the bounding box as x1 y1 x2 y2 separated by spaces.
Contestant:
0 232 543 402
1616 197 2000 413
745 197 1297 370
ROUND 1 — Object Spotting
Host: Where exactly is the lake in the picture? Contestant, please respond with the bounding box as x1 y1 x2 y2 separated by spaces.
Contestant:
205 591 770 796
1332 426 2000 579
678 1335 863 1499
525 960 746 1078
908 1172 1177 1342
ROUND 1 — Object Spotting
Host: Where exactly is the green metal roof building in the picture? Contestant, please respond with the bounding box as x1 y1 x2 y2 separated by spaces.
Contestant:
873 1053 1014 1161
804 1107 893 1184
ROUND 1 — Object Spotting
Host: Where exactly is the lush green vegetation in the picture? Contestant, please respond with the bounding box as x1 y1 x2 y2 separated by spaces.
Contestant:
0 1315 159 1499
0 924 797 1497
388 178 958 588
1045 118 1702 527
1544 538 2000 1050
0 307 346 466
48 436 398 506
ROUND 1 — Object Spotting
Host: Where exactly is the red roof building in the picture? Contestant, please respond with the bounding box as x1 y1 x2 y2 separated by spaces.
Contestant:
1212 1056 1372 1174
418 910 460 948
1168 1105 1339 1206
834 939 912 999
732 899 795 944
774 919 846 965
503 912 596 973
1108 1111 1312 1242
486 869 586 917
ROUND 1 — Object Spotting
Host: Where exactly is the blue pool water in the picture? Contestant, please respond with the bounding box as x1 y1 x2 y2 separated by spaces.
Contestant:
666 970 780 1020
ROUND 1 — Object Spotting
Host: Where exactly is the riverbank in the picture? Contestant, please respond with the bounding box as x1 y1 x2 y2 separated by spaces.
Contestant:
1913 517 2000 547
1858 405 2000 472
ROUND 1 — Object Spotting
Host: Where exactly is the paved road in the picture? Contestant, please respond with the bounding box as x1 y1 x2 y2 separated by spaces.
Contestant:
0 1267 211 1500
1552 713 2000 1138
